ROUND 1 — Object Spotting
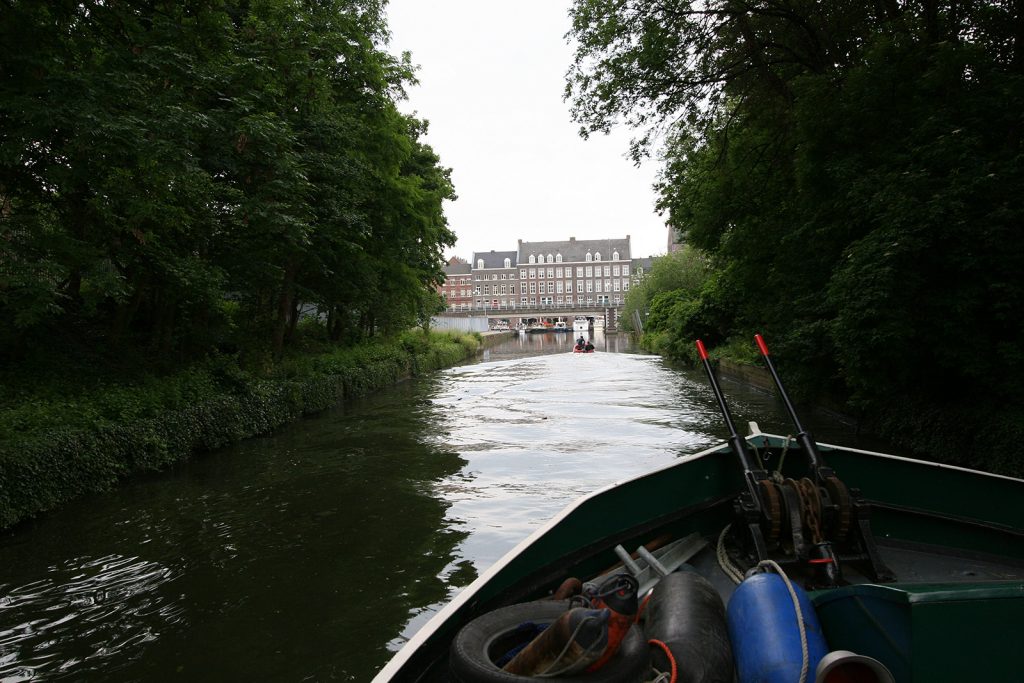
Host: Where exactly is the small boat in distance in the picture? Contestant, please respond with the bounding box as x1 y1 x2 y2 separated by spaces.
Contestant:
372 335 1024 683
552 321 570 332
573 316 590 332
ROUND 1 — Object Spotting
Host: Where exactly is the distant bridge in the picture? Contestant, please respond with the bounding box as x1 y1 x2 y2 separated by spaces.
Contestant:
437 301 625 332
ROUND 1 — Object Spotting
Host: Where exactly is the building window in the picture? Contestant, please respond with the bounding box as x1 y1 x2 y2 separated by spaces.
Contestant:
521 297 528 305
544 267 551 278
605 279 611 291
604 265 611 276
586 280 593 293
622 264 630 276
554 267 562 278
541 296 553 304
556 253 562 263
477 259 484 269
501 285 507 294
586 252 593 262
585 266 592 277
556 281 563 294
510 285 515 294
491 274 497 280
614 280 620 291
547 254 553 263
595 280 602 293
529 282 536 294
483 285 490 295
576 267 583 277
612 251 619 261
612 265 619 276
577 294 584 303
622 280 629 291
576 281 584 293
529 254 536 264
504 257 511 268
595 252 601 261
529 268 536 278
520 269 527 279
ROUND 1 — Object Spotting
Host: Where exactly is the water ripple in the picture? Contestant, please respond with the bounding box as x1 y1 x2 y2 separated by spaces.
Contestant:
0 555 183 681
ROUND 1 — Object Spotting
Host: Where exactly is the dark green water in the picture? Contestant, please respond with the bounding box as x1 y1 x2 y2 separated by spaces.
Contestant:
0 333 886 681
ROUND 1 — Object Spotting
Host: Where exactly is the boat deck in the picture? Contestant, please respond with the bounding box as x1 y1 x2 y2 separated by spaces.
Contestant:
690 537 1024 606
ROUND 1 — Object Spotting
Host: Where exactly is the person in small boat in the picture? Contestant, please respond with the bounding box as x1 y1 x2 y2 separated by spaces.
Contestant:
575 335 586 351
584 341 595 352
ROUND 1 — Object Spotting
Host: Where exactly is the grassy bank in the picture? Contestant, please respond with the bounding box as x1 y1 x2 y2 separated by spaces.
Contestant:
0 329 481 530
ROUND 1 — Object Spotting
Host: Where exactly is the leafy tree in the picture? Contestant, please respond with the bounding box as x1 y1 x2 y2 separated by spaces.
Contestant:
622 246 711 332
1 0 456 368
568 0 1024 472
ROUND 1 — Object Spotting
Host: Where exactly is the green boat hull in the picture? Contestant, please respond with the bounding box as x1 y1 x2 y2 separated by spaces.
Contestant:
374 431 1024 682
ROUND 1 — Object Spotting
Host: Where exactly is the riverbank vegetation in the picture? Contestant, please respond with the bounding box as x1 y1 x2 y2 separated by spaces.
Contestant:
0 328 481 529
574 1 1024 476
0 1 466 528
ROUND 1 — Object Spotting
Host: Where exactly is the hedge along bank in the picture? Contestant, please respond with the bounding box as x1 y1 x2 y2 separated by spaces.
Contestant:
0 330 483 531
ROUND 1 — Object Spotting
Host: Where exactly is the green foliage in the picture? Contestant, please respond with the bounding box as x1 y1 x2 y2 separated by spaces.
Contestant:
569 0 1024 473
622 247 712 332
0 331 480 529
0 0 454 361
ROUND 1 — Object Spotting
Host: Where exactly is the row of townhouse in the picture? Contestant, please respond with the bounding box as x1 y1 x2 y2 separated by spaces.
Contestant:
439 236 655 311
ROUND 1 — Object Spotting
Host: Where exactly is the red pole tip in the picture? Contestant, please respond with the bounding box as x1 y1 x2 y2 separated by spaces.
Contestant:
696 339 709 360
755 334 770 356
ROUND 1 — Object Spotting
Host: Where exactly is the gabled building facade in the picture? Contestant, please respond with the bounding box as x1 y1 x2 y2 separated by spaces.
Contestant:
439 261 472 310
471 250 518 309
516 236 632 307
439 235 644 311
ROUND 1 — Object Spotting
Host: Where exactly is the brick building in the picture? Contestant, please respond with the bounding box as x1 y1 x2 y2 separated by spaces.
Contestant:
440 235 652 311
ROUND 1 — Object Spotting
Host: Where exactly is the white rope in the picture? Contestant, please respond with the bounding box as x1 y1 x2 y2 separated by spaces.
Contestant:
757 559 810 683
536 613 603 678
716 524 745 585
772 435 794 482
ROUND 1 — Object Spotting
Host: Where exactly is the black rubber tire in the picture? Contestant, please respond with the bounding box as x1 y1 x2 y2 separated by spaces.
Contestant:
449 600 649 682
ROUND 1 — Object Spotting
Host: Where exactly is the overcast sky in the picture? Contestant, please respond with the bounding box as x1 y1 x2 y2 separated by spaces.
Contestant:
384 0 670 261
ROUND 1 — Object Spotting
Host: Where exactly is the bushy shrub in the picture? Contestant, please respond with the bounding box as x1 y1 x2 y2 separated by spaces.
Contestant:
0 331 481 529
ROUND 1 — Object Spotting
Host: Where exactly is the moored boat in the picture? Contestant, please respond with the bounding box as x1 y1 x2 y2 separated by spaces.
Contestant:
373 336 1024 683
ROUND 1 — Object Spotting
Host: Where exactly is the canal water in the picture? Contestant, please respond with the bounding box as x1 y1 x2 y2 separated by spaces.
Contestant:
0 332 884 682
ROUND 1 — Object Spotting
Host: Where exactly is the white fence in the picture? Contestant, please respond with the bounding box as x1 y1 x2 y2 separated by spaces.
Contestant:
430 315 490 333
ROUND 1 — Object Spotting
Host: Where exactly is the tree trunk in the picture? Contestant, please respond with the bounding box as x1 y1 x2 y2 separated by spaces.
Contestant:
111 272 147 343
272 259 296 358
286 297 302 342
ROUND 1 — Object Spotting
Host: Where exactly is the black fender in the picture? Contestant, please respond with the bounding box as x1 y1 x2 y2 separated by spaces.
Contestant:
450 600 649 682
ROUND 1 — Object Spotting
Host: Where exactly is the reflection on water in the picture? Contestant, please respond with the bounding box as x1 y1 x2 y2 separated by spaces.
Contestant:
0 333 886 681
0 554 182 682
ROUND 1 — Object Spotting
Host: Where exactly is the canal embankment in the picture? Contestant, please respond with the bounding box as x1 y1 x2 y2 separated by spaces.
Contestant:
0 329 487 531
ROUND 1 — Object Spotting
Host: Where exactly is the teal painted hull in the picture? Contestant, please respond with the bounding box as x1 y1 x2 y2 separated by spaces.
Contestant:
374 432 1024 682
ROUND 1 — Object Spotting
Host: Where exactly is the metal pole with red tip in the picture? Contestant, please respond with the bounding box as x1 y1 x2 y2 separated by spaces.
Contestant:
754 334 835 483
696 340 767 501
